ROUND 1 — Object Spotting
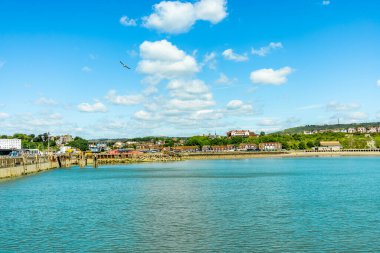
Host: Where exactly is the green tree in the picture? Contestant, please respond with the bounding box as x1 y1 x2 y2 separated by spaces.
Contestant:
298 142 307 150
68 137 89 151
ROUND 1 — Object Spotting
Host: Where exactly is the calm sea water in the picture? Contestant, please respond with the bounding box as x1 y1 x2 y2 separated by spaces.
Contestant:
1 157 380 252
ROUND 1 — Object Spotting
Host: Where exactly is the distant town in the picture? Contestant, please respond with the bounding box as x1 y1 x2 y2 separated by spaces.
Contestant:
2 123 380 157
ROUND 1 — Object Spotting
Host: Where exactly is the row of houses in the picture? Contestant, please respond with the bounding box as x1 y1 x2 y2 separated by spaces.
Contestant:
304 126 380 135
171 143 282 153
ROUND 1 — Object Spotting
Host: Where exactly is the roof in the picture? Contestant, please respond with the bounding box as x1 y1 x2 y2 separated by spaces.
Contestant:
320 141 341 146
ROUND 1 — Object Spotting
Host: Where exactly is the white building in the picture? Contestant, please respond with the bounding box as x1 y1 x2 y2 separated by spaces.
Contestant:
316 141 342 151
0 139 22 150
227 130 255 137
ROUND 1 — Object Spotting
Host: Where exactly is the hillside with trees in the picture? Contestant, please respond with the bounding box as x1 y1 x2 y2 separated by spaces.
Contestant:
280 122 380 134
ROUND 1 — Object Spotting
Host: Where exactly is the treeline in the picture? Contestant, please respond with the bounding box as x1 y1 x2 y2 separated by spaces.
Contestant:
281 122 380 134
0 133 56 150
0 133 89 151
185 132 380 150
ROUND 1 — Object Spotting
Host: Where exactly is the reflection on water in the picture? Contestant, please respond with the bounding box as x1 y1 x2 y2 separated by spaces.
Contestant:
1 157 380 252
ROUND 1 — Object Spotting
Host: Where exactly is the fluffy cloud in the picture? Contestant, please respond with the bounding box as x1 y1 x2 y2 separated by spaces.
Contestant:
34 97 57 105
250 67 293 85
190 109 223 120
81 66 92 72
377 80 380 87
142 0 227 34
106 90 143 105
137 40 199 81
77 101 107 113
326 101 360 111
251 42 283 57
222 49 248 62
166 98 215 111
134 110 159 121
0 112 9 119
226 100 253 113
167 79 212 100
120 15 137 26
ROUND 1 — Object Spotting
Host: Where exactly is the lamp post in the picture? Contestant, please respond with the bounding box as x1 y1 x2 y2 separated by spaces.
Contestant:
47 132 50 156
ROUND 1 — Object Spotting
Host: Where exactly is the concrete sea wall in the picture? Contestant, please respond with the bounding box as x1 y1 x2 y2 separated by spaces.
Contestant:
0 161 59 179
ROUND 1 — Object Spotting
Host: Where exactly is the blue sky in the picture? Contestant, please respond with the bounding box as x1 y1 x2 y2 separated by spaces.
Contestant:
1 0 380 138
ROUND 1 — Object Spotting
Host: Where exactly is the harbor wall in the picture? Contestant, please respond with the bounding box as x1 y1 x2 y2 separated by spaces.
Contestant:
0 161 59 179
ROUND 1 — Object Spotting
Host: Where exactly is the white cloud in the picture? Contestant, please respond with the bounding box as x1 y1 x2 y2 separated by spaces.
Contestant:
142 0 227 34
120 15 137 26
167 79 212 100
190 109 223 120
377 80 380 87
226 100 243 110
142 85 158 96
250 66 293 85
226 100 253 113
202 52 217 70
216 73 229 84
0 60 5 69
166 98 215 111
134 110 159 121
106 90 143 105
326 101 361 111
222 49 248 62
137 40 199 81
257 118 282 127
77 101 107 113
347 111 367 121
251 42 283 57
49 113 62 120
322 0 330 5
81 66 92 72
34 97 57 105
0 112 9 119
216 73 236 85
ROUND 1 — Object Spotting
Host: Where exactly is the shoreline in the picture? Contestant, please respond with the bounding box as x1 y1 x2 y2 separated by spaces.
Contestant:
2 151 380 180
182 151 380 160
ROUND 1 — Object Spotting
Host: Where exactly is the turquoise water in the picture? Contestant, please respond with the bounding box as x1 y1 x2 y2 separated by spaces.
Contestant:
1 157 380 252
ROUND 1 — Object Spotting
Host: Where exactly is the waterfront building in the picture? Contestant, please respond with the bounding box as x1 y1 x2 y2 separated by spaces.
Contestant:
227 130 256 137
258 142 282 151
0 139 22 150
211 145 235 152
202 145 212 152
113 142 125 149
172 146 199 153
317 141 342 151
238 143 258 151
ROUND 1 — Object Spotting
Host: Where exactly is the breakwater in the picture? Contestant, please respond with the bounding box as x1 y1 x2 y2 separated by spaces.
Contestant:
0 153 182 179
0 156 79 179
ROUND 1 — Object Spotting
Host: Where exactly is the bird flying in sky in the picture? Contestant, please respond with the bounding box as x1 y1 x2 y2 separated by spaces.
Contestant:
120 61 131 69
